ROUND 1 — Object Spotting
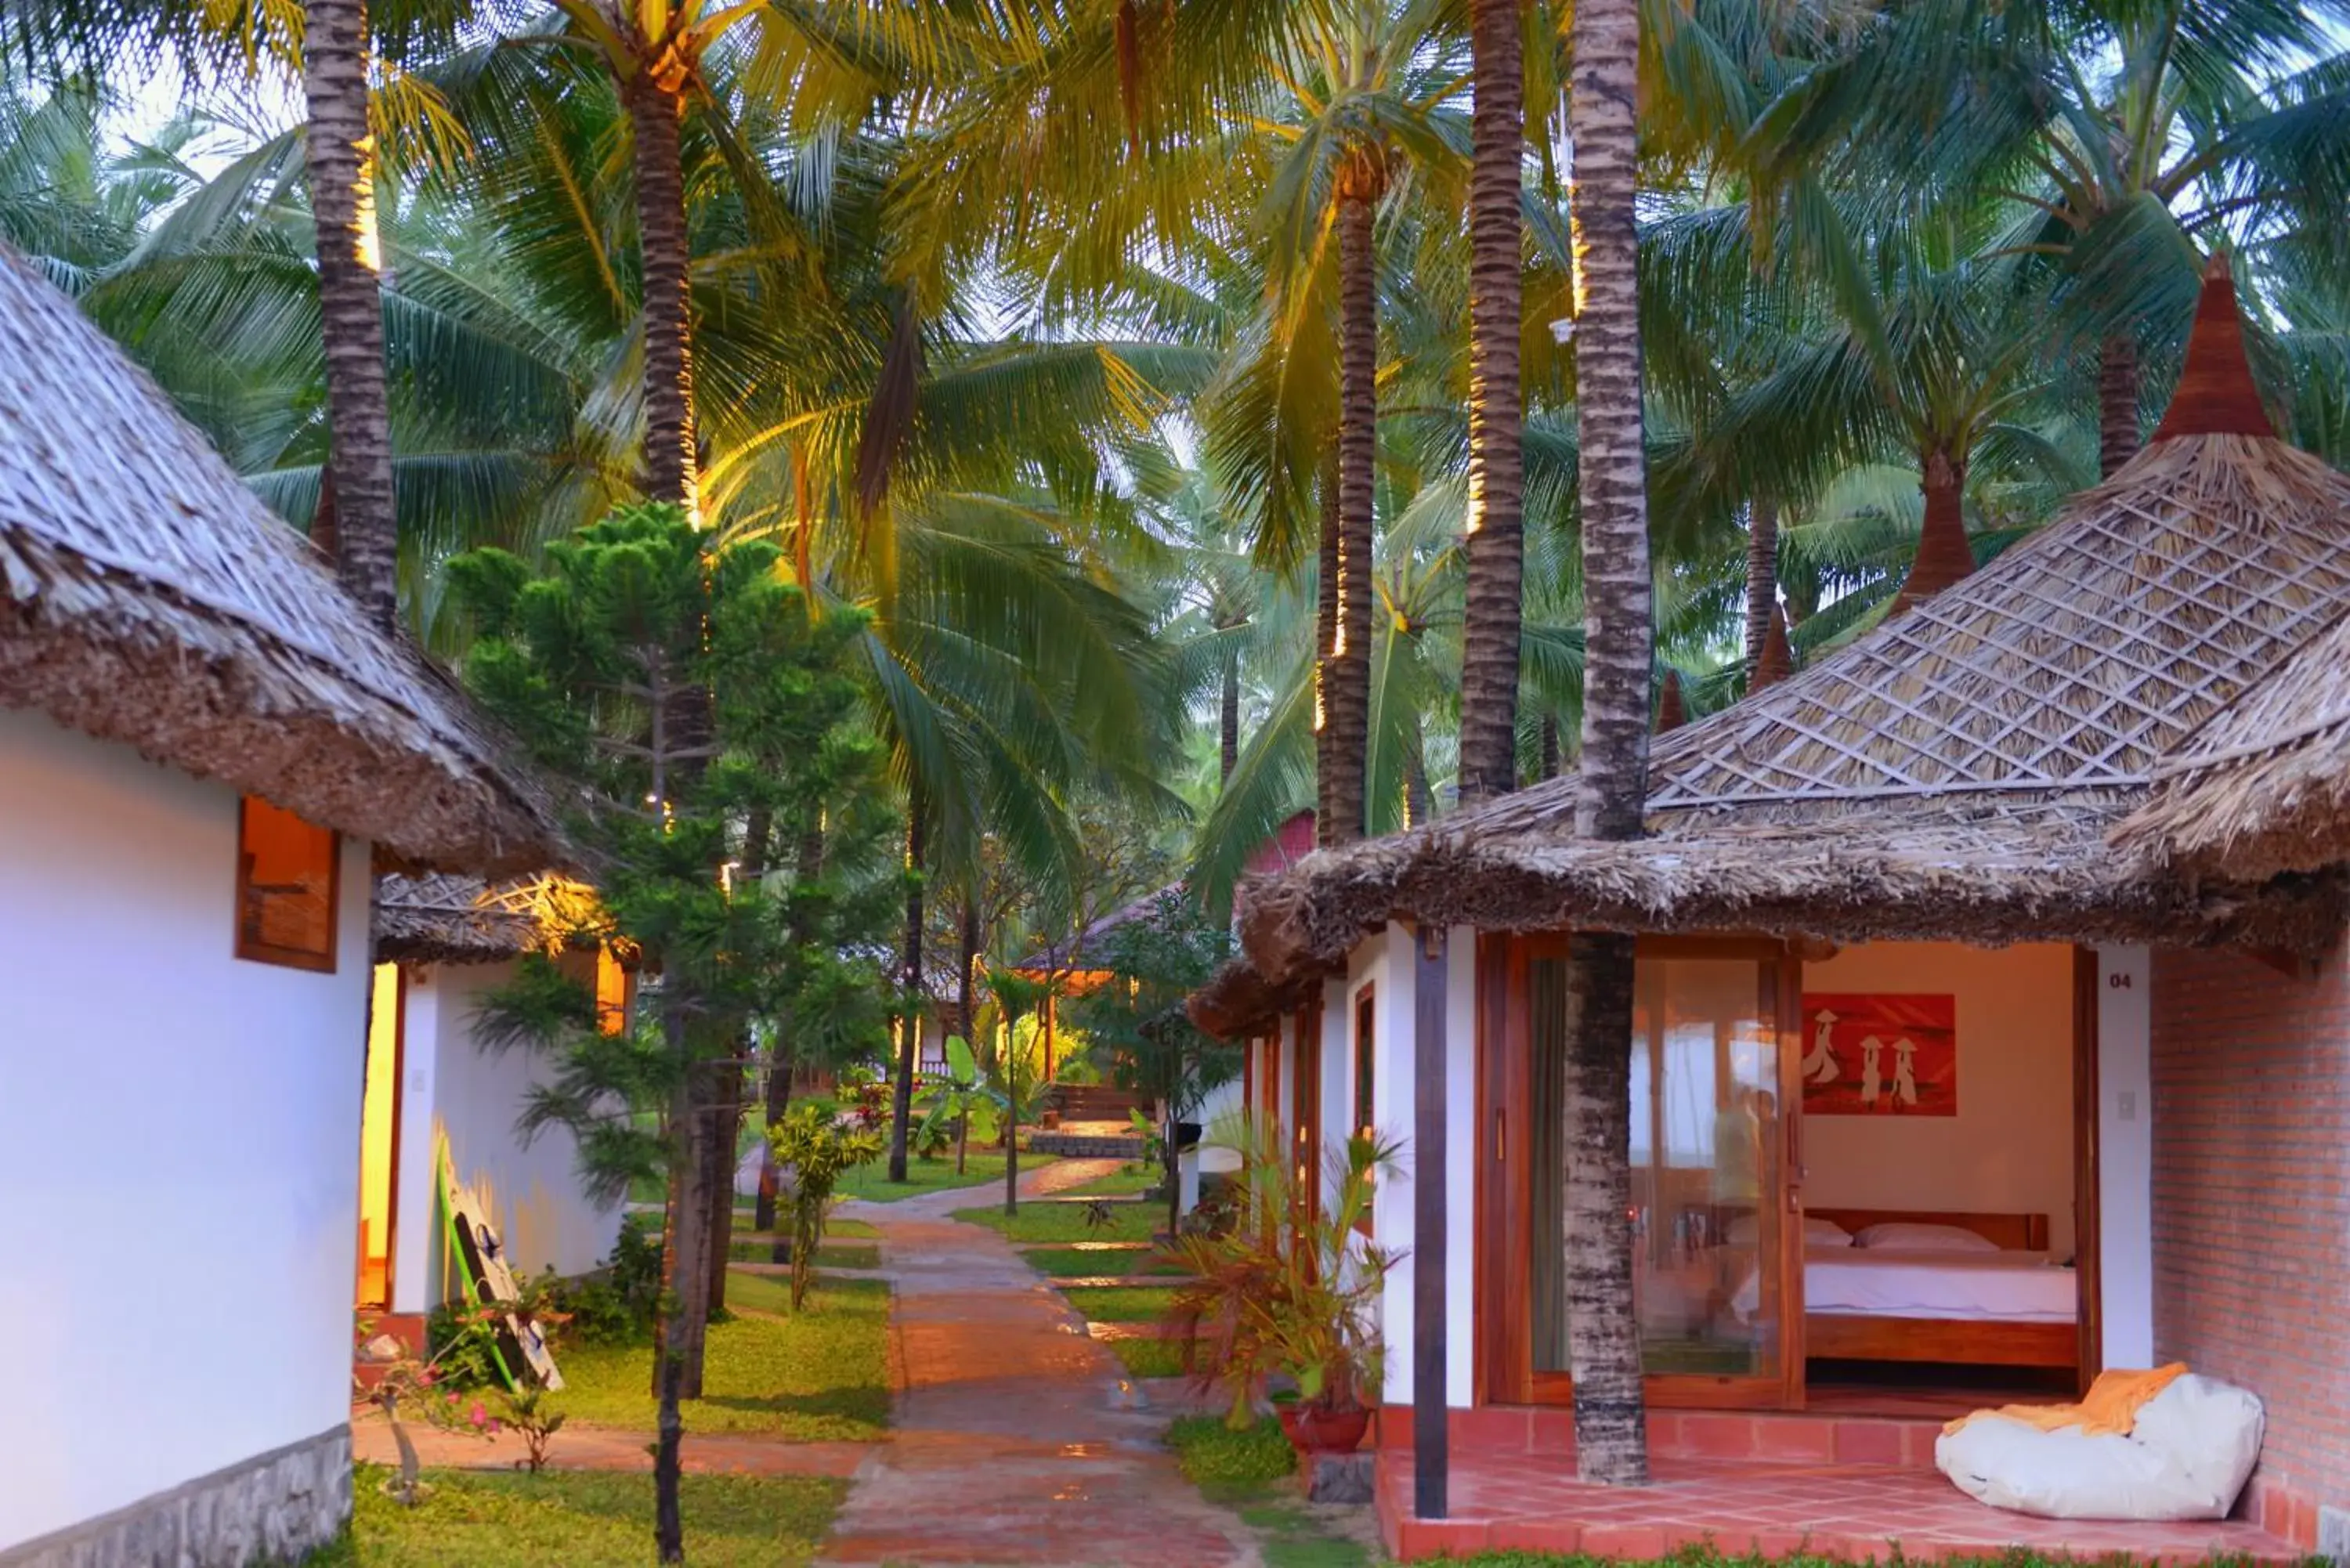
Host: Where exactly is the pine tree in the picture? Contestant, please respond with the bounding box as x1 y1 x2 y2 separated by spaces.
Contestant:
452 502 898 1560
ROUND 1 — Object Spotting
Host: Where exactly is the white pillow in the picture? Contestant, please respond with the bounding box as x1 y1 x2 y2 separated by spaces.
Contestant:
1853 1221 2001 1253
1725 1215 1853 1248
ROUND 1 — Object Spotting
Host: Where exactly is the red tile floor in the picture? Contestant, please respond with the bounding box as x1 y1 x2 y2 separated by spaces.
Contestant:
1376 1437 2304 1564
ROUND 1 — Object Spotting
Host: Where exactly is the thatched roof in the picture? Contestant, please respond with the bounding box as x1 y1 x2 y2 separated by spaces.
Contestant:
2115 611 2350 880
374 873 606 964
0 247 561 873
1206 261 2350 1029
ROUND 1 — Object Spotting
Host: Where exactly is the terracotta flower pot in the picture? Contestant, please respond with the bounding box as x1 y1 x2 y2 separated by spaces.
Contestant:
1292 1403 1370 1454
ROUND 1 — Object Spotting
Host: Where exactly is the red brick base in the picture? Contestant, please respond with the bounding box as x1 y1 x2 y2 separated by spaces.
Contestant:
1374 1404 1943 1470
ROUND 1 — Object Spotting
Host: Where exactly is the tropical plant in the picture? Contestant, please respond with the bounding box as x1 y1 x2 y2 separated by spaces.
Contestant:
1162 1127 1399 1430
766 1100 887 1310
913 1035 992 1175
979 968 1056 1216
451 501 895 1552
1062 888 1242 1237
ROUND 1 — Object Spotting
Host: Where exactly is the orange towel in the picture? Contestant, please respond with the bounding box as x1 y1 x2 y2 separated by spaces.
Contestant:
1943 1364 2189 1439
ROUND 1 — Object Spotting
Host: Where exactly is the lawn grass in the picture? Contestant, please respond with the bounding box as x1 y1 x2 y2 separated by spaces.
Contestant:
1163 1420 1368 1568
1052 1162 1164 1198
545 1277 888 1440
1105 1337 1190 1378
316 1465 842 1566
1061 1284 1178 1323
727 1241 881 1270
1020 1245 1187 1280
1166 1413 1294 1486
950 1201 1159 1244
834 1151 1050 1203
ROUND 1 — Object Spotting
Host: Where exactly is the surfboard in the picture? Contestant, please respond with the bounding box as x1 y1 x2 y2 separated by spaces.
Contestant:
438 1143 564 1392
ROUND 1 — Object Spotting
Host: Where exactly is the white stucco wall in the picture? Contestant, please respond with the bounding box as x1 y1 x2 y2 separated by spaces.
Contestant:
391 959 623 1314
2095 943 2154 1367
0 708 371 1552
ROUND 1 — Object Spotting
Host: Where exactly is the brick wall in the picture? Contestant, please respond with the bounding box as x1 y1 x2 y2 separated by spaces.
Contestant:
2153 942 2350 1534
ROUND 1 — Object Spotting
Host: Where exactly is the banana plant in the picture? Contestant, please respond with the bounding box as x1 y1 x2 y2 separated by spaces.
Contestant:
913 1035 989 1176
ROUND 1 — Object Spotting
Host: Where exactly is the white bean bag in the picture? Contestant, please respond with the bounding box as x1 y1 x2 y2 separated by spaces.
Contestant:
1935 1375 2265 1522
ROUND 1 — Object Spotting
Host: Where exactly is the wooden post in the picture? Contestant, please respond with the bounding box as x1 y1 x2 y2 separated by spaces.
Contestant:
1413 922 1449 1518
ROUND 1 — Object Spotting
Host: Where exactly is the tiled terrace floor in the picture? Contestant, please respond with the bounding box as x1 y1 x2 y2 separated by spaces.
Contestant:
1377 1447 2305 1563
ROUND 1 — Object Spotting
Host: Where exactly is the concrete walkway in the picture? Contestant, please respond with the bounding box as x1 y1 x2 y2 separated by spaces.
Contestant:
819 1161 1260 1566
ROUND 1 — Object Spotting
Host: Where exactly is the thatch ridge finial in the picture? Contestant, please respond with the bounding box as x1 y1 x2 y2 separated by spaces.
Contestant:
2152 252 2274 443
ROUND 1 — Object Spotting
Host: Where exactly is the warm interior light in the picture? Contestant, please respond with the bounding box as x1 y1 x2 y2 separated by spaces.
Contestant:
356 963 401 1307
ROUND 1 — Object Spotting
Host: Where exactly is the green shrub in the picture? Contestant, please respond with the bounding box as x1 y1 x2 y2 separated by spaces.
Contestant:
422 1302 506 1389
1166 1414 1294 1486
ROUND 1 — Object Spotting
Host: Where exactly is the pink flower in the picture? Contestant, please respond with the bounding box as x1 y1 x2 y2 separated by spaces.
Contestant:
469 1401 489 1429
486 1421 503 1436
417 1369 436 1386
446 1393 461 1407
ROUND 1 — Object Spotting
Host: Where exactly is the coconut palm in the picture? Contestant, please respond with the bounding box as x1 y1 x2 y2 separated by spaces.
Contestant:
1750 0 2350 476
1558 0 1653 1487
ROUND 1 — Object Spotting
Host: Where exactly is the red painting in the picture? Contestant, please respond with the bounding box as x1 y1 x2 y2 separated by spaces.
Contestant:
1799 993 1956 1116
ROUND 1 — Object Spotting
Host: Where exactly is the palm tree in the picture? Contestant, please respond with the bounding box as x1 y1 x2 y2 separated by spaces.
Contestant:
302 0 400 623
1752 0 2350 476
1454 0 1526 804
1560 0 1654 1487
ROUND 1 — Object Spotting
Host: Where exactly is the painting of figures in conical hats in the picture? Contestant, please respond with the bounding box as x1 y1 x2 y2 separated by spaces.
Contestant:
1799 993 1957 1117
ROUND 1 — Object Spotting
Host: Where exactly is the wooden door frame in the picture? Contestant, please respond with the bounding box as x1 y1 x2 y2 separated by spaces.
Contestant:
2072 945 2104 1392
1476 932 1805 1411
1292 995 1323 1227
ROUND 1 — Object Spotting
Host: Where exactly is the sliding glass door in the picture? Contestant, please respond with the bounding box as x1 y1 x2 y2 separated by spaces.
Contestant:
1485 935 1803 1409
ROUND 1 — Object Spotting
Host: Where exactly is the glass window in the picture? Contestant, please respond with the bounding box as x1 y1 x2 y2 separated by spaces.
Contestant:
1529 951 1783 1381
235 797 339 970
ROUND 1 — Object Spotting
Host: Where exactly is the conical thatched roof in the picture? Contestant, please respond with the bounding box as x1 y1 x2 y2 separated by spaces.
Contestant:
0 247 561 873
1210 262 2350 1016
2115 608 2350 880
374 873 606 964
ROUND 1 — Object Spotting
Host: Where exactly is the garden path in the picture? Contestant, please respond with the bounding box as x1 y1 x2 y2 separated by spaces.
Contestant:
819 1159 1264 1566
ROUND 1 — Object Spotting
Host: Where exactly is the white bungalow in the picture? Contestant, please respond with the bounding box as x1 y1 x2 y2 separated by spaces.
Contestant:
0 246 560 1564
357 875 629 1346
1198 260 2350 1559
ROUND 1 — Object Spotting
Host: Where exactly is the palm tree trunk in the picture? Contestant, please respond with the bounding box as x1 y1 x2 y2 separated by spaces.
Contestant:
623 71 699 513
302 0 400 629
1539 714 1560 781
650 1024 713 1558
888 796 927 1183
1565 0 1654 1486
1889 447 1974 616
1743 498 1778 676
1562 931 1644 1476
1314 465 1341 847
2099 334 2140 479
756 823 822 1238
1455 0 1527 806
1219 634 1242 783
1326 170 1379 848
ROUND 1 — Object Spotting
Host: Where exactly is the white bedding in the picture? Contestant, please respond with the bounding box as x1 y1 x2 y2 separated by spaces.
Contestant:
1732 1245 2077 1324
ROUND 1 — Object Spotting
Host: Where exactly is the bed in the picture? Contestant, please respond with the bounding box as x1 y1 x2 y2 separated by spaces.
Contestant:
1804 1208 2078 1371
1728 1208 2080 1371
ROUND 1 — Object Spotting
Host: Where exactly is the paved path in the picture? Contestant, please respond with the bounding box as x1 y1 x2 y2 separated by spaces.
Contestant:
351 1414 873 1478
819 1161 1260 1566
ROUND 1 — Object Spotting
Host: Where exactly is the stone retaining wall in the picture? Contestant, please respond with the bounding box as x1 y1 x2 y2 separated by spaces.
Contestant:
0 1427 349 1568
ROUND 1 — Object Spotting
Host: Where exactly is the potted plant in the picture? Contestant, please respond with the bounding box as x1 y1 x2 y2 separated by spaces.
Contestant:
1159 1120 1399 1455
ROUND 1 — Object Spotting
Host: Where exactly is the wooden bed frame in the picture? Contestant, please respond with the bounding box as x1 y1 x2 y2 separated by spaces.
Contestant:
1801 1208 2077 1373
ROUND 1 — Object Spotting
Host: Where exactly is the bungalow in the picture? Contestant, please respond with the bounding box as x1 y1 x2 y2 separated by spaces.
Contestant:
359 874 628 1344
0 247 560 1564
1196 258 2350 1558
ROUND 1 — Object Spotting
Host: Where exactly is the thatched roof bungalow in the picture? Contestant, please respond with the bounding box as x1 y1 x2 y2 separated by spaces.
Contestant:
1201 258 2350 1560
0 248 559 875
0 244 565 1565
